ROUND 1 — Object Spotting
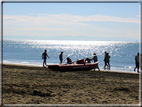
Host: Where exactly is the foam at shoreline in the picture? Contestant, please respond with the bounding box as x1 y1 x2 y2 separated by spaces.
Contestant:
2 63 139 74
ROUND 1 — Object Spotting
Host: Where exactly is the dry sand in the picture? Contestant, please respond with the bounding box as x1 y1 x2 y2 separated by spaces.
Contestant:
2 64 140 104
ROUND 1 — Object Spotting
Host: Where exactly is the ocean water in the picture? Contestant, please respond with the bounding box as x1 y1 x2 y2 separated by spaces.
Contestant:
3 40 139 72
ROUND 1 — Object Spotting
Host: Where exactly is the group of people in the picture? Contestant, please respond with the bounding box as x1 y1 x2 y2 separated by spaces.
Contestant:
42 49 141 73
59 52 101 71
42 50 73 67
44 50 110 71
42 49 110 70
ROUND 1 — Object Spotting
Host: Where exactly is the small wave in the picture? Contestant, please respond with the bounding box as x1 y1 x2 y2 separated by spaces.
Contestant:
3 60 58 66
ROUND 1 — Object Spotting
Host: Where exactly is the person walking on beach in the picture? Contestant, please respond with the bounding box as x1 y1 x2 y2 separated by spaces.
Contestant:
134 52 139 73
103 51 107 69
92 53 100 71
104 52 111 69
59 51 63 64
42 49 49 67
106 53 111 68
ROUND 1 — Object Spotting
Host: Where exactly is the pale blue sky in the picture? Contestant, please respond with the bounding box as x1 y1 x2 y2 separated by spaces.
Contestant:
3 1 141 41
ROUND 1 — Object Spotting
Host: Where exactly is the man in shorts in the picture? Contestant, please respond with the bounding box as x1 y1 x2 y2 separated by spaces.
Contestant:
59 51 63 64
42 49 49 67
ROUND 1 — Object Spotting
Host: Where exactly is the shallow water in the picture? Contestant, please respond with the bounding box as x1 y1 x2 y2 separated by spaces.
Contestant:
3 40 139 72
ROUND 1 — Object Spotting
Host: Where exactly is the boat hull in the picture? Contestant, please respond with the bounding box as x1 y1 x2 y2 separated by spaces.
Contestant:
48 62 98 71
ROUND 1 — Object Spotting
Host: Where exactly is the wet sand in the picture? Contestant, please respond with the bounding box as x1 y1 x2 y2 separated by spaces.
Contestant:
2 64 140 104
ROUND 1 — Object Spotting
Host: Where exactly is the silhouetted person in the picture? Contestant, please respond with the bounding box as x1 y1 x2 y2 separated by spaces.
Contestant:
92 53 100 71
104 52 110 69
103 51 107 69
67 57 72 64
59 51 63 64
106 53 111 68
134 52 139 73
42 49 49 67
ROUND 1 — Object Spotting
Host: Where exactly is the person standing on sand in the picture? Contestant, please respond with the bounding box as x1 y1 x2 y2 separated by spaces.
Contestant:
42 49 49 67
103 51 107 69
92 53 100 71
134 52 139 73
59 51 63 64
106 53 111 68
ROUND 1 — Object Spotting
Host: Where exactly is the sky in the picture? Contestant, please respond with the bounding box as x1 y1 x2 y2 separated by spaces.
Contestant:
2 0 141 41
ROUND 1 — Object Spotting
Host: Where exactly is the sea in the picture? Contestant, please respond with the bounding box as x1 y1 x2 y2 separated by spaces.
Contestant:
3 40 139 72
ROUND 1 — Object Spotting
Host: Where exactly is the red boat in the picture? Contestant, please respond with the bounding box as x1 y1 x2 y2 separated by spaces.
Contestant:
48 59 98 71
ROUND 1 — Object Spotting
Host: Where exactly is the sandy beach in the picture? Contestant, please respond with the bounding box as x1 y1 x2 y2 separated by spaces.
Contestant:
2 64 140 104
